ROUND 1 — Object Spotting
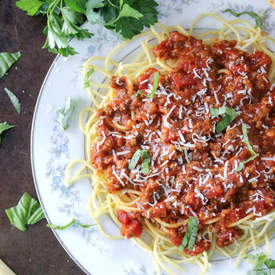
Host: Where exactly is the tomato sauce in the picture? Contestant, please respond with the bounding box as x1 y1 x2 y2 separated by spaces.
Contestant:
90 32 275 255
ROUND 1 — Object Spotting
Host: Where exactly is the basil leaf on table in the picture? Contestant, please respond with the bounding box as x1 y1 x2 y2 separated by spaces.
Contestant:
0 122 14 145
0 52 21 78
5 192 45 231
4 88 21 114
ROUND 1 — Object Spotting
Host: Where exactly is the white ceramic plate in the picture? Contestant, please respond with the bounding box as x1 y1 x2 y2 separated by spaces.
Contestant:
31 1 275 274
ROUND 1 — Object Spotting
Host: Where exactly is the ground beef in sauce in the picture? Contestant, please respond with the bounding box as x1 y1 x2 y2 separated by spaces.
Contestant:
90 31 275 255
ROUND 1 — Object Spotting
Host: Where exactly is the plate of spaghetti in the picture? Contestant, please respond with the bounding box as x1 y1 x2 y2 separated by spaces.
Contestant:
31 0 275 274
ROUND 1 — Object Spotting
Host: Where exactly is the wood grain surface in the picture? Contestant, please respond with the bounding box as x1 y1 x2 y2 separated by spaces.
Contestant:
0 1 84 274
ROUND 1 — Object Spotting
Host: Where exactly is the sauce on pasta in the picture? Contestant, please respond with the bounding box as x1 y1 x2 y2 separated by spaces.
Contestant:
90 32 275 255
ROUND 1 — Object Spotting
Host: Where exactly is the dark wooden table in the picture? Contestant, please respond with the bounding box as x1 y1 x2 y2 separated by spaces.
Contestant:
0 1 83 274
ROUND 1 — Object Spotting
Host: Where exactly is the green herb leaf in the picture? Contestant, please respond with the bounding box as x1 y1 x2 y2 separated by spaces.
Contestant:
222 9 264 28
236 154 259 172
0 52 21 78
106 0 158 39
84 68 95 87
247 269 275 275
61 8 93 40
129 149 150 174
210 106 238 133
4 88 21 114
104 3 143 26
236 124 259 172
179 217 198 251
16 0 43 16
86 0 105 24
265 259 275 269
242 124 257 155
64 0 86 14
245 253 268 270
5 192 45 231
57 97 77 130
150 72 159 98
0 122 14 145
47 218 94 230
131 90 147 98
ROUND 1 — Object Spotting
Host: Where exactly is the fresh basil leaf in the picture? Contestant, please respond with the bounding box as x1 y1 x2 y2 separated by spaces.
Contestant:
57 97 77 130
223 9 264 28
0 52 21 78
84 68 95 88
4 88 21 114
187 217 198 250
47 218 94 230
247 269 275 275
150 72 159 98
64 0 86 14
236 154 259 172
179 216 198 251
132 90 147 98
129 149 150 173
16 0 43 16
210 106 238 133
265 259 275 269
0 122 14 145
5 192 45 231
86 0 105 24
236 124 259 171
242 124 257 155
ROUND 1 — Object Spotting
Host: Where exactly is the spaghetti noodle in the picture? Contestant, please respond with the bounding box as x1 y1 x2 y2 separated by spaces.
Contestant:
66 13 275 274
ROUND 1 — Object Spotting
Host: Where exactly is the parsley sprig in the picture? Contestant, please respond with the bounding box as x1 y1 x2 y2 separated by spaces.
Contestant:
16 0 158 56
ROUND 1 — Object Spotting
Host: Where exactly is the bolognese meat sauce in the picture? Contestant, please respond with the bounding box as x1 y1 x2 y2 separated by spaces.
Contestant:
90 32 275 254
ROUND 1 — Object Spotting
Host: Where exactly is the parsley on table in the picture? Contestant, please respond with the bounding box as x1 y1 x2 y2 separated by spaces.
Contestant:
16 0 158 56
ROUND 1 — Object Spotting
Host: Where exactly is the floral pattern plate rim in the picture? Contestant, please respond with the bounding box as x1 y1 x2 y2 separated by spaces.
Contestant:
31 1 275 274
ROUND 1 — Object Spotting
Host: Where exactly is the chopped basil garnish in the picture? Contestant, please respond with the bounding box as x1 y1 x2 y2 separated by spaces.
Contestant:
4 88 21 114
222 9 264 28
84 68 95 88
0 52 21 78
129 149 150 174
246 253 275 274
179 216 198 251
150 72 159 98
210 106 238 133
236 154 258 172
0 122 14 145
5 192 45 231
236 124 259 172
242 124 257 155
57 97 77 130
47 218 94 230
132 90 147 98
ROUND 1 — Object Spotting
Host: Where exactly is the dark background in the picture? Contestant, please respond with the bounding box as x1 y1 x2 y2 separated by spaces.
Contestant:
0 1 83 274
